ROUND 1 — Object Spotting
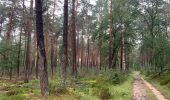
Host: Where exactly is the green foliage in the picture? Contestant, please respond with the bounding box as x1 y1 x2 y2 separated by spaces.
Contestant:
49 81 57 94
1 83 11 91
6 89 23 96
0 94 25 100
144 72 170 99
56 87 69 95
97 88 111 100
141 34 170 71
49 80 69 95
0 41 21 72
108 72 127 85
160 74 170 85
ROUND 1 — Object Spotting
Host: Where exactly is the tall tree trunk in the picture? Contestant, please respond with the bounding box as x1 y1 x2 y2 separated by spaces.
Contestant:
16 0 25 80
80 35 84 69
71 0 77 77
6 1 15 80
122 36 125 71
75 0 79 68
120 29 126 71
16 27 22 80
61 0 68 85
109 0 113 69
51 36 54 76
24 0 33 83
98 8 103 70
45 15 49 60
50 0 56 77
35 0 49 96
87 36 90 69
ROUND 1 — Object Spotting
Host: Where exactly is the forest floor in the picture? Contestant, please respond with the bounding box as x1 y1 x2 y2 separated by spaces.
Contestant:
0 71 133 100
0 71 168 100
132 71 167 100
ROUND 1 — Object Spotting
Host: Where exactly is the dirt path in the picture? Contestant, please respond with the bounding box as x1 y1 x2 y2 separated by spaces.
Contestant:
132 72 167 100
132 72 148 100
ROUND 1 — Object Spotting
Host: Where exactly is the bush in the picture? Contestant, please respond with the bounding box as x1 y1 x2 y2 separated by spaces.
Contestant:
109 72 127 85
56 87 68 95
2 83 11 91
6 88 23 96
49 81 69 95
10 94 25 100
160 75 170 85
49 81 57 94
98 88 111 100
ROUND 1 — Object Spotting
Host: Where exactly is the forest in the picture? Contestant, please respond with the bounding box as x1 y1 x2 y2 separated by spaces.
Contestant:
0 0 170 100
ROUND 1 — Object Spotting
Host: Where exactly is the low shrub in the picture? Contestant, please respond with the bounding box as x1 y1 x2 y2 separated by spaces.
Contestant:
109 72 127 85
10 94 25 100
160 75 170 85
56 86 68 95
97 88 111 100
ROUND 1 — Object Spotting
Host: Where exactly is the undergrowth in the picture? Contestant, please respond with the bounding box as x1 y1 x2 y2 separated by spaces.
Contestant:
143 70 170 99
0 71 133 100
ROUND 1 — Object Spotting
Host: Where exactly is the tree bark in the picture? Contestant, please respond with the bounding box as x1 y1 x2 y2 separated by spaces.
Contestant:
61 0 68 85
16 0 25 80
45 15 49 60
109 0 113 69
35 0 49 96
50 0 56 77
24 0 33 83
16 27 22 80
71 0 77 77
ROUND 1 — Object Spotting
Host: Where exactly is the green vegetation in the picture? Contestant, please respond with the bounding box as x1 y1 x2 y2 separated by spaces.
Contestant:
0 0 170 98
143 71 170 99
145 86 157 100
0 71 133 100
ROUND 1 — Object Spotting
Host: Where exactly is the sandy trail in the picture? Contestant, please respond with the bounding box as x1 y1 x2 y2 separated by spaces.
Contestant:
132 72 167 100
132 72 148 100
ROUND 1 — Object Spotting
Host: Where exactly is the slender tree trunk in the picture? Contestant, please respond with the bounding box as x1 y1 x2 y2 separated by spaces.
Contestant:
120 30 126 71
35 53 39 79
75 0 79 68
87 36 90 70
9 67 12 80
80 31 84 69
33 18 38 79
71 0 77 77
61 0 68 85
6 2 15 80
35 0 49 96
122 34 125 71
45 15 49 60
98 10 103 70
109 0 113 69
16 0 25 80
24 0 33 83
16 27 22 80
51 36 55 76
50 0 56 77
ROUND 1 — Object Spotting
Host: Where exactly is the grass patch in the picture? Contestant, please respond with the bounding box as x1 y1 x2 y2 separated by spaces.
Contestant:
143 72 170 99
145 86 157 100
109 75 133 100
0 71 133 100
